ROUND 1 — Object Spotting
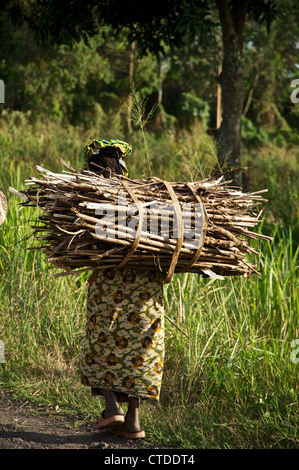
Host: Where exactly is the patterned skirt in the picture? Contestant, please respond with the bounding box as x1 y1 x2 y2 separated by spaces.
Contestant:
80 268 165 401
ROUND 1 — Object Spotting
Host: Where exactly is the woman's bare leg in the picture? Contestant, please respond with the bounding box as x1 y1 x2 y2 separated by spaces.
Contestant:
101 389 125 418
123 397 142 432
99 391 143 435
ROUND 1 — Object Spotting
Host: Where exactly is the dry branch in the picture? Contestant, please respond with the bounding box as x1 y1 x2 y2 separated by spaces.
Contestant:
11 159 272 282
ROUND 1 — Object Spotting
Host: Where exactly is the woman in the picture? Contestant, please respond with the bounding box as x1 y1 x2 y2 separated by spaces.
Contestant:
80 139 165 439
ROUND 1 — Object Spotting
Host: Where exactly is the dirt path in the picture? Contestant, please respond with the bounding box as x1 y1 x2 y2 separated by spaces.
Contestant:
0 392 171 450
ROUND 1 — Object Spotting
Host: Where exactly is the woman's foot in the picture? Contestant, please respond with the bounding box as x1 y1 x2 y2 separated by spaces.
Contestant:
102 407 125 419
111 396 145 438
123 411 142 433
101 389 125 418
92 412 125 430
110 422 145 439
92 389 125 430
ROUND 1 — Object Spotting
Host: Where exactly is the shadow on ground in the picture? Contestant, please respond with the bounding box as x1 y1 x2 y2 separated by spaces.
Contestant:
0 393 171 450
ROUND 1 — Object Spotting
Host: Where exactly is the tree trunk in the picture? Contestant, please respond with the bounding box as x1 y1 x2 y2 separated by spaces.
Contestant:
215 0 248 187
127 41 136 133
154 53 164 132
216 62 222 129
157 53 163 106
243 71 260 117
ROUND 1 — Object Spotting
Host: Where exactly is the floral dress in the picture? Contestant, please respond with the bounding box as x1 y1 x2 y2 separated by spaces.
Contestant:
80 268 164 401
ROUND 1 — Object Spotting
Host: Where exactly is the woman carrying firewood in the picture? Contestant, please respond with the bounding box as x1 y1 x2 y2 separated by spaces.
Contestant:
80 139 165 440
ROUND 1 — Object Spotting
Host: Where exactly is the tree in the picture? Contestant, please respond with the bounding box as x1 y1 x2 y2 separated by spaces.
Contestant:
4 0 285 185
214 0 277 185
215 0 248 184
242 8 299 139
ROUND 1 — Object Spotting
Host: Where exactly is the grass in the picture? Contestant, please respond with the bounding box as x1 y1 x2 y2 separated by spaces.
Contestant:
0 111 298 448
158 230 298 448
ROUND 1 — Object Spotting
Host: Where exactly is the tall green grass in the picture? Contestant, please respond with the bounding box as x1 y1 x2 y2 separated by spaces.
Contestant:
0 111 298 448
156 227 298 447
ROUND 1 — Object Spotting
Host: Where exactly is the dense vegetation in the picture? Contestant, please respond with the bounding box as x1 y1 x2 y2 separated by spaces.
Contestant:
0 1 298 448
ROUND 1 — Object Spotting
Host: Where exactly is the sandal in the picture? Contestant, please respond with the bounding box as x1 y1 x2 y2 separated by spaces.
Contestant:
110 422 145 439
92 412 125 430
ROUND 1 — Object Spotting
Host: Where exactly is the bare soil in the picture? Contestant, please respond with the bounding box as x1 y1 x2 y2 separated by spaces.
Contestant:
0 392 171 450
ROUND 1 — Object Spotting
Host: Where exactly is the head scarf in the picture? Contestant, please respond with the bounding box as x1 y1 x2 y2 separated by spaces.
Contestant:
82 139 132 176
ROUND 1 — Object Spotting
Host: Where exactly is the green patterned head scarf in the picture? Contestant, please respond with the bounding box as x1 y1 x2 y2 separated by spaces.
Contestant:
82 139 132 176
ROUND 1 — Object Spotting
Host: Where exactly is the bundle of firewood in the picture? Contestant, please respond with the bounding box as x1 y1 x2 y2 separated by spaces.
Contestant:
11 159 272 282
